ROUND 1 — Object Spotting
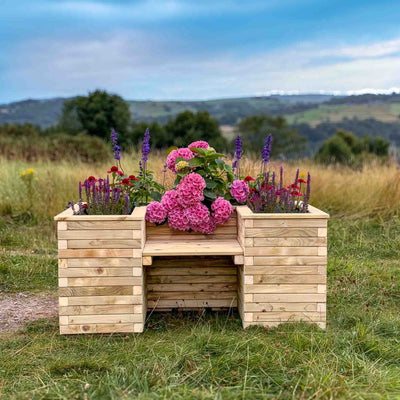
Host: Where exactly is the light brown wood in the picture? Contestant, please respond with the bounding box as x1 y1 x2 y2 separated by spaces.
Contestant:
60 305 134 315
246 266 320 275
60 324 135 334
147 291 238 300
66 221 142 230
68 314 143 324
147 267 237 276
143 240 243 256
65 277 142 287
252 274 326 284
245 228 319 238
66 258 140 267
59 249 138 258
252 256 327 266
67 239 141 249
147 283 237 292
245 246 319 256
59 268 134 278
253 237 327 247
252 312 326 322
253 293 326 302
59 286 133 296
58 230 138 240
148 299 237 309
245 302 318 312
245 284 319 294
147 275 237 284
66 295 142 306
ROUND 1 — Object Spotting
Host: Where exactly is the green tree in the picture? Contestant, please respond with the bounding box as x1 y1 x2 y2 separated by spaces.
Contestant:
315 134 353 164
164 110 228 150
236 115 307 158
126 121 167 149
58 90 131 140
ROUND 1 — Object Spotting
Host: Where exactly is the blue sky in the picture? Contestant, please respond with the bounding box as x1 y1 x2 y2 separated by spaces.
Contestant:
1 0 400 103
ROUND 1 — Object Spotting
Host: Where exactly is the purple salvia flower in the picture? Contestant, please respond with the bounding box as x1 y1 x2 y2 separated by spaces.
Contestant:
232 135 242 177
124 194 130 215
302 173 311 213
141 128 151 164
111 128 121 161
262 134 273 164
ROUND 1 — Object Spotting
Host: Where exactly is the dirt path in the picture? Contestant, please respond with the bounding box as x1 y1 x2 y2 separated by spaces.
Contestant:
0 293 57 333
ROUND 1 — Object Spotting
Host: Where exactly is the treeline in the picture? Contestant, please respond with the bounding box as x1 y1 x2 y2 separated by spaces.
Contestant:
326 93 400 105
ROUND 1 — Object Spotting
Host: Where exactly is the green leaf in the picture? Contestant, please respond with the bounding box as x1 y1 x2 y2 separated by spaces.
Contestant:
215 158 225 169
166 146 178 155
150 191 162 202
205 179 217 189
203 189 217 200
188 157 204 168
189 147 207 156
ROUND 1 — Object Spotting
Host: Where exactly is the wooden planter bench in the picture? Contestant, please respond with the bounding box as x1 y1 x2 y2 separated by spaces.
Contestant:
55 205 328 334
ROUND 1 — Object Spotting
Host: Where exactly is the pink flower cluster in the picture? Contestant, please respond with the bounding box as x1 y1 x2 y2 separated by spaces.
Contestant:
145 171 233 233
230 179 250 203
188 141 210 150
166 148 194 173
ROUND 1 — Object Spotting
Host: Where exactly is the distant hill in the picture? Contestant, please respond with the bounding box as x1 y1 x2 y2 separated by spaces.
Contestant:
1 93 400 146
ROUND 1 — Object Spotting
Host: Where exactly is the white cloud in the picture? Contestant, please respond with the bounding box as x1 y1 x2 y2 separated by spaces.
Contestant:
5 33 400 102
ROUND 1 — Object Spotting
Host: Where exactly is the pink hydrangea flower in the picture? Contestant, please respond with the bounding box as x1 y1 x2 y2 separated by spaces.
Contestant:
161 190 180 212
166 148 194 173
211 197 234 225
188 141 209 150
176 173 206 208
230 180 250 203
167 209 190 231
193 215 217 234
146 201 167 224
184 203 210 227
179 172 206 192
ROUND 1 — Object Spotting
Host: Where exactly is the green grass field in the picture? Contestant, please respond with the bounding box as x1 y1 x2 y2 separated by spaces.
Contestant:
1 215 400 399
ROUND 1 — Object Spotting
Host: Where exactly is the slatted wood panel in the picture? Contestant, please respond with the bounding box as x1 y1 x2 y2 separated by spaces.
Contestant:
236 205 329 329
146 256 238 310
55 206 147 334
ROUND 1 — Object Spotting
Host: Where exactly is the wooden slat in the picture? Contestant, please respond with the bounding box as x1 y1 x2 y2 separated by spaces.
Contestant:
245 302 318 312
147 267 237 276
59 286 133 296
147 275 237 284
245 247 319 256
67 221 141 230
252 256 327 266
245 228 318 238
252 312 326 322
60 305 134 315
146 234 237 241
246 266 320 275
59 268 133 277
253 237 327 247
60 324 134 334
68 314 142 324
59 249 137 258
147 283 236 292
252 274 326 284
67 258 139 267
148 299 237 308
65 277 142 287
245 284 319 294
66 295 141 306
151 256 235 268
252 219 326 228
147 291 237 300
58 230 138 239
143 240 243 256
253 293 326 302
67 239 140 249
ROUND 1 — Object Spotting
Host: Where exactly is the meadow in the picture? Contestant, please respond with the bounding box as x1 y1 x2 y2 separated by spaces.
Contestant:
0 153 400 399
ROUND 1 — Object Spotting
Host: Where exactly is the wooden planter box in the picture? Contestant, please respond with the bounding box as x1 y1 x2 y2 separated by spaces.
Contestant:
55 205 328 334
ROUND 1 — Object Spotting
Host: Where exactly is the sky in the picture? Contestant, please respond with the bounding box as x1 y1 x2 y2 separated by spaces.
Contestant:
2 0 400 103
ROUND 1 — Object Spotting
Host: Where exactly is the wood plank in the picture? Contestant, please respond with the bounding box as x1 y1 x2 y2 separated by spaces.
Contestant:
147 299 237 308
59 268 133 277
252 275 326 284
58 230 139 240
246 266 320 275
252 256 327 266
245 247 319 256
67 239 140 249
67 221 142 230
245 302 318 312
245 228 318 238
252 219 327 228
236 205 329 219
59 286 133 296
147 275 237 284
147 267 237 276
151 256 235 268
66 277 142 287
67 258 139 267
253 237 327 247
60 305 134 315
245 284 319 294
252 312 326 322
59 249 138 258
66 295 141 305
147 283 236 292
60 324 135 334
147 291 237 300
68 314 143 324
146 234 237 241
253 293 325 302
143 240 243 256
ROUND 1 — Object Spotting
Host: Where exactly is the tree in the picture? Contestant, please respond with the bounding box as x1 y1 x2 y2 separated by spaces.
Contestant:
236 115 307 158
315 134 353 164
164 110 228 150
58 90 131 140
126 121 167 149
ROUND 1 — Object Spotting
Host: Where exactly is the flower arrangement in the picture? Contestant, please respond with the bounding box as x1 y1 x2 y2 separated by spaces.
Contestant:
67 128 164 215
146 141 234 234
229 134 311 213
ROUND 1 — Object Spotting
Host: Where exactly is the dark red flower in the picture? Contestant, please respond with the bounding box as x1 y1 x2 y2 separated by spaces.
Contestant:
244 176 255 182
117 171 124 176
87 176 97 182
107 166 119 173
129 175 138 181
298 178 306 184
120 178 133 186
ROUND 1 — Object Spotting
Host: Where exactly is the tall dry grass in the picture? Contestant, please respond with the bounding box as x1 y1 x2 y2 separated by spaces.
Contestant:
0 153 399 221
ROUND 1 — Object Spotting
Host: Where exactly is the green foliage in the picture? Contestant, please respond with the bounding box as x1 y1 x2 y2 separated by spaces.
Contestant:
127 121 167 149
59 90 131 140
316 129 390 165
164 110 228 150
237 115 307 158
129 169 164 205
174 147 234 203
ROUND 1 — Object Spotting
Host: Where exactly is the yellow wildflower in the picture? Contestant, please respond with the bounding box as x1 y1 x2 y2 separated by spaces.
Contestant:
176 160 189 171
299 171 307 180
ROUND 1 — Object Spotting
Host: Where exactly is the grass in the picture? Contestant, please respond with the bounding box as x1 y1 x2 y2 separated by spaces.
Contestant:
0 155 400 398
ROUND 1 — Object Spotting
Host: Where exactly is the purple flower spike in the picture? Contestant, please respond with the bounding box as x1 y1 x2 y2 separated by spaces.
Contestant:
234 135 242 161
142 128 150 164
262 134 273 164
111 128 121 161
